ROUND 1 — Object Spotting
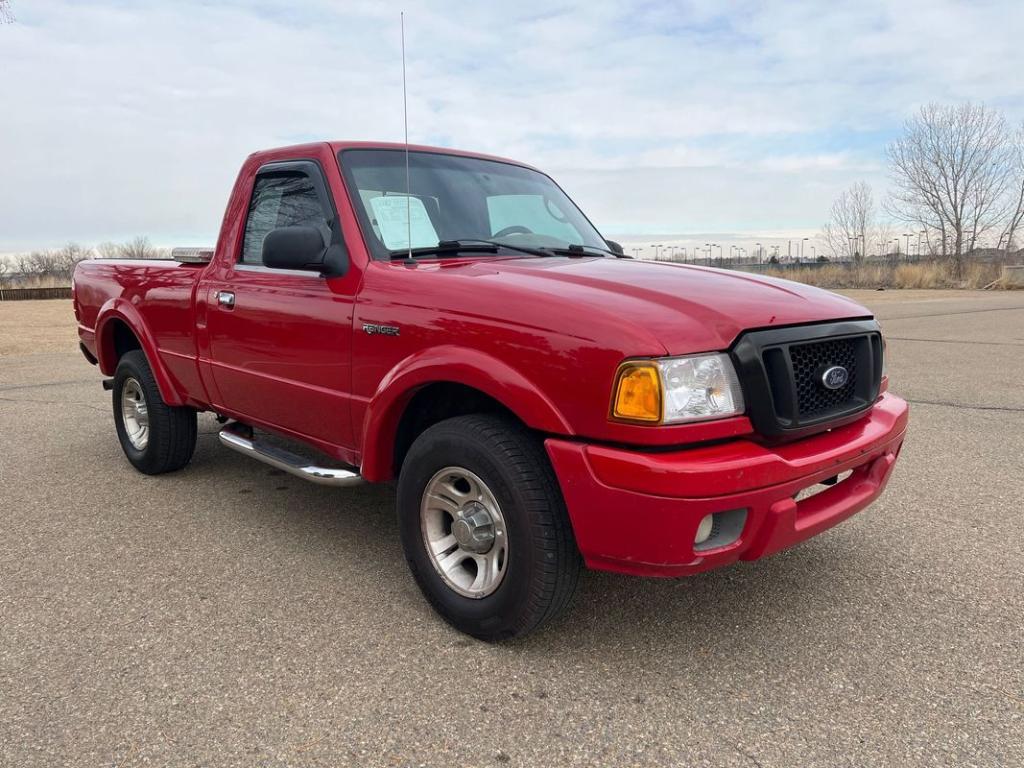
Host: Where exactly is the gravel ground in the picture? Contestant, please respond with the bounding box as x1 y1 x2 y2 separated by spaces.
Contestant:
0 292 1021 767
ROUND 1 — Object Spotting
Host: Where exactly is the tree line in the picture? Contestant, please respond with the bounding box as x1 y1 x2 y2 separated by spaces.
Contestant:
821 102 1024 278
0 237 167 285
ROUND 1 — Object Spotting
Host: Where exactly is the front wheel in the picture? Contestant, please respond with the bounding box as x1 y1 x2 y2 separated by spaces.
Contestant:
397 414 581 641
112 350 197 475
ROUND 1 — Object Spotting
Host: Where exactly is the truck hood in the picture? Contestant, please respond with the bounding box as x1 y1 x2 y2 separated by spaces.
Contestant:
458 257 872 355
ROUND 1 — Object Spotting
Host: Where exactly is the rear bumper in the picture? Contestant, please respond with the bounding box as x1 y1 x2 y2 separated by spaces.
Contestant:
545 393 909 577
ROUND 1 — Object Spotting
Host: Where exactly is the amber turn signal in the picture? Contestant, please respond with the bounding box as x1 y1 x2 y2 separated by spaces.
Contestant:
611 363 662 422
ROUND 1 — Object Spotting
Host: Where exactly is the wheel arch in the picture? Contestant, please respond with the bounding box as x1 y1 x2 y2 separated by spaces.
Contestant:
359 346 573 483
95 300 184 406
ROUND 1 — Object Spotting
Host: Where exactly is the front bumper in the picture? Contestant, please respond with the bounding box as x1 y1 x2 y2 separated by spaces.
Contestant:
545 393 909 577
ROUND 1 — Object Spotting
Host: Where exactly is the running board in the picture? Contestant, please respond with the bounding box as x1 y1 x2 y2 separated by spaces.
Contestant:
218 422 364 487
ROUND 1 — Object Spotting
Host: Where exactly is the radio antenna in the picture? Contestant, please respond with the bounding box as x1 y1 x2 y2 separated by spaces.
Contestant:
401 12 413 263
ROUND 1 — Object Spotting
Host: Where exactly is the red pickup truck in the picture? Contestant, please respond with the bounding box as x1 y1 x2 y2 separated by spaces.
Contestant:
73 141 908 640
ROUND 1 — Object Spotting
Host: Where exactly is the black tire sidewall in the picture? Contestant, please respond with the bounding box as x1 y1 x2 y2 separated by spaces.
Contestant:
112 351 161 473
397 419 559 639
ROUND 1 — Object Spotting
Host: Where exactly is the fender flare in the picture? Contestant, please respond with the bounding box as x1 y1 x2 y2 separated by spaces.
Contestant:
359 345 572 482
94 298 184 406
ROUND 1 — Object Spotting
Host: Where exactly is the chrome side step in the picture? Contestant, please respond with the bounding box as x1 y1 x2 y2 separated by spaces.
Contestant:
218 422 364 487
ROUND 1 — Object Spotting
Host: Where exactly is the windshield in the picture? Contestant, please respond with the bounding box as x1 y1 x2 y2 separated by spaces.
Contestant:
339 149 608 260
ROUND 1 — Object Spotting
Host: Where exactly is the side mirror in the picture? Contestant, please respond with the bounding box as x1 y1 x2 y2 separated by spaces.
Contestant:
262 226 326 271
605 239 624 256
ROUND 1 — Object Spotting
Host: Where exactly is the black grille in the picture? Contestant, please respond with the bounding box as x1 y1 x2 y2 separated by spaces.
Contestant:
790 337 858 417
730 320 883 440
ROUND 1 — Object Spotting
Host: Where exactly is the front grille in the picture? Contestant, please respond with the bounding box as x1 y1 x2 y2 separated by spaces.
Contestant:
730 320 883 440
790 337 858 417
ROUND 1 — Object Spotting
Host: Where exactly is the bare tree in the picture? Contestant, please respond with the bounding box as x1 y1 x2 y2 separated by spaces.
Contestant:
874 220 898 262
997 122 1024 252
55 242 91 278
28 250 61 276
14 252 33 276
819 181 879 261
94 241 122 260
5 243 92 284
118 236 156 260
886 103 1014 278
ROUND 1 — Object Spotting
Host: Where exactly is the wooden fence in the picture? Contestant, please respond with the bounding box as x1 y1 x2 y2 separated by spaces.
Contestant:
0 287 73 301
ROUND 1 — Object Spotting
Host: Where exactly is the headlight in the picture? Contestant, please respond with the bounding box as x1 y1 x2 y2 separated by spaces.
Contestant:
611 353 745 424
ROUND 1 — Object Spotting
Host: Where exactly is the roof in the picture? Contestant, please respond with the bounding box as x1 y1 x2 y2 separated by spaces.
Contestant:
247 140 539 173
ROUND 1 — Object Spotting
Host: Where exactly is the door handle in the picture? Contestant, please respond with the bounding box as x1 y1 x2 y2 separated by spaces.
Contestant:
217 291 235 308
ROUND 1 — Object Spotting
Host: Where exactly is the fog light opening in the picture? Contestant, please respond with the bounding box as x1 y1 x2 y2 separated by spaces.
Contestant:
694 514 714 545
693 508 748 552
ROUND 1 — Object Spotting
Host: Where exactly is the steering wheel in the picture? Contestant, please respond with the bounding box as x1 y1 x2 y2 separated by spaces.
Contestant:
493 225 534 238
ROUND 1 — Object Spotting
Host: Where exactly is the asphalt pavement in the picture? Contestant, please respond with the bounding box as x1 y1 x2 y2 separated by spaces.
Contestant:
0 291 1021 767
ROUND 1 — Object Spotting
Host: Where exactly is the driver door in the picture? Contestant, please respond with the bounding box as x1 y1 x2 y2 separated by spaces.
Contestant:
204 160 356 450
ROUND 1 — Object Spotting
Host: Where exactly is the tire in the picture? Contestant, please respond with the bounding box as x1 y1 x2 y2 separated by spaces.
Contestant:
397 414 581 641
112 349 197 475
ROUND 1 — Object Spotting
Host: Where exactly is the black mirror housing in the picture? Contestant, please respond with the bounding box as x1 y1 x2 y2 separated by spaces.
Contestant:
605 239 624 256
262 226 327 271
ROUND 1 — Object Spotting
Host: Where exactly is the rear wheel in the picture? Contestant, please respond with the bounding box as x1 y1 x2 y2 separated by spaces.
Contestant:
397 414 581 641
112 350 197 475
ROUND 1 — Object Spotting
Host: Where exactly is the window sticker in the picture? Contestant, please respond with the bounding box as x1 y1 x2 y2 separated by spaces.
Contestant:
369 195 439 251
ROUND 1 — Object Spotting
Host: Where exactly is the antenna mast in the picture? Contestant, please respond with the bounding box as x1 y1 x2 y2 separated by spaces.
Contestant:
401 12 412 261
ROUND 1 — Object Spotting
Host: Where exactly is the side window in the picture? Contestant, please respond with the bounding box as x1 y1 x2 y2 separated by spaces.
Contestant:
486 194 583 241
241 171 329 265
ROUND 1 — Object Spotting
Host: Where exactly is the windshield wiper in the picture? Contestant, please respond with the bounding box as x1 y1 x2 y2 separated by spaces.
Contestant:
389 239 553 260
543 243 631 258
389 241 497 260
442 239 628 259
387 239 629 261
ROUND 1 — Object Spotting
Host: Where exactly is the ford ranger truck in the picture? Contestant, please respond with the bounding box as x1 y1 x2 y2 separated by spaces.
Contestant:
73 141 909 640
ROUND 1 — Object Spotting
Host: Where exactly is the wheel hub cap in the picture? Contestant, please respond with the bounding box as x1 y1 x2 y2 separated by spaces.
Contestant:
452 502 496 554
120 377 149 451
420 467 509 599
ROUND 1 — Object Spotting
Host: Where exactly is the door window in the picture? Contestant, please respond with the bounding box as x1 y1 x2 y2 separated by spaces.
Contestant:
241 171 329 264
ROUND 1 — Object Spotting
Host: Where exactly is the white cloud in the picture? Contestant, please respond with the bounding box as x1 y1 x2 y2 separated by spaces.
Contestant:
1 0 1023 249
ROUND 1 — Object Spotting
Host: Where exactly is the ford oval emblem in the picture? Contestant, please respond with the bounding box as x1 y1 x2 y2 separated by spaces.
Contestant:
821 365 849 390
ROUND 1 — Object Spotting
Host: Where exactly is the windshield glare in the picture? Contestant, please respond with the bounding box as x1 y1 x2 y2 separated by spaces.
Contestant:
339 149 608 259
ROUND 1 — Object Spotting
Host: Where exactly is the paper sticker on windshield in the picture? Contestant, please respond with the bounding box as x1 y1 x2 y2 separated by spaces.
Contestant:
369 195 439 251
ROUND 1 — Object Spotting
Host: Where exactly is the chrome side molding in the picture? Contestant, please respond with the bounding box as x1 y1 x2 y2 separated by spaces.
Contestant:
218 422 364 487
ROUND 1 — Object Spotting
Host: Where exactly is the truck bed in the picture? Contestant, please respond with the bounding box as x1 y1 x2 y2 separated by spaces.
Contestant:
73 259 206 406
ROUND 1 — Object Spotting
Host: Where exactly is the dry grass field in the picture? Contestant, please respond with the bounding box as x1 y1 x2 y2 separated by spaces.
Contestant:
754 260 1010 289
0 299 78 356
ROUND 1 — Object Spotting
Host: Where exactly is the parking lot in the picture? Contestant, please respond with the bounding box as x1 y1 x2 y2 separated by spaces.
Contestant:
1 290 1022 767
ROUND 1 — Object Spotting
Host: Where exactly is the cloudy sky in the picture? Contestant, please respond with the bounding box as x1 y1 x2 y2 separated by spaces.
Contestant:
2 0 1024 253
